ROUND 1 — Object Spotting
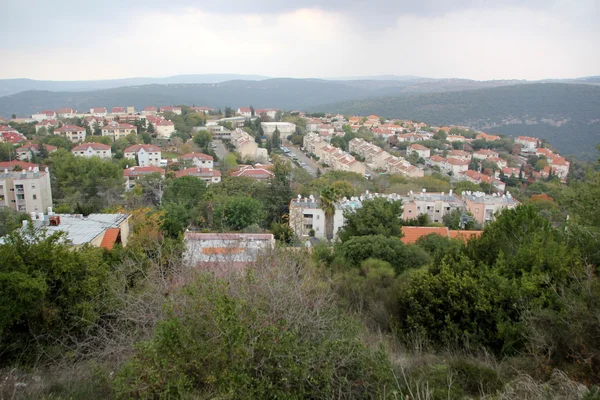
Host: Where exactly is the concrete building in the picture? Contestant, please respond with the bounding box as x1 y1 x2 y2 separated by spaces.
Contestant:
71 143 112 159
55 125 86 142
261 122 296 137
407 143 431 160
0 166 53 214
155 119 175 138
35 119 59 133
515 136 539 155
236 107 252 118
401 191 464 223
160 106 182 115
288 195 348 240
473 149 499 161
18 212 131 249
179 152 214 169
175 167 221 184
463 192 518 226
101 122 137 141
184 232 275 273
56 108 77 119
16 143 57 161
230 128 260 161
124 144 162 167
90 108 108 117
31 110 57 122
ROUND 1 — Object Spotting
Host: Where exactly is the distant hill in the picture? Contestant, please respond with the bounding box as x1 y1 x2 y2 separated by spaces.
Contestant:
0 77 552 118
0 74 271 97
317 83 600 159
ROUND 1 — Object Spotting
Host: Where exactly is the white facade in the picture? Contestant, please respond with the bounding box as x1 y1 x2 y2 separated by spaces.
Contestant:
261 122 296 137
124 145 162 167
0 168 53 213
71 144 112 159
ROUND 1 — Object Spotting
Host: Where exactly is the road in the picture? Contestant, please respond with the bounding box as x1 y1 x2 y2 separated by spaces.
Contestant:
284 141 322 177
213 139 229 162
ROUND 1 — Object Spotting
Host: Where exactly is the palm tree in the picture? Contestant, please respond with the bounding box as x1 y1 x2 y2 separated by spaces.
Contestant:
320 186 338 241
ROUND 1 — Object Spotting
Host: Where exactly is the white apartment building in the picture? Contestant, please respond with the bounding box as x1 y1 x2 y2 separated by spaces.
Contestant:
71 143 112 159
407 144 431 159
179 152 214 169
261 122 296 137
230 128 260 161
0 167 53 214
288 196 346 240
155 120 175 138
123 144 162 167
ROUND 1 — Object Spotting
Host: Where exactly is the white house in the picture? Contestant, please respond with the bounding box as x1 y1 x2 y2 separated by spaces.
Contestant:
179 152 214 169
261 122 296 137
123 144 162 167
71 143 112 159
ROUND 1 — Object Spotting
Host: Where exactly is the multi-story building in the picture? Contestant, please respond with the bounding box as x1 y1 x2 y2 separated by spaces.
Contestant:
400 191 464 223
236 107 252 118
0 166 53 213
35 119 59 133
476 133 501 141
473 149 499 160
101 122 137 141
261 122 296 137
71 143 112 159
349 138 389 170
16 143 57 161
463 192 518 226
447 150 472 162
230 128 259 161
55 125 86 142
288 196 347 240
179 152 214 169
124 144 162 167
160 106 182 115
407 143 431 160
155 119 175 138
175 167 221 184
90 107 108 117
515 136 539 155
460 170 506 193
31 110 57 122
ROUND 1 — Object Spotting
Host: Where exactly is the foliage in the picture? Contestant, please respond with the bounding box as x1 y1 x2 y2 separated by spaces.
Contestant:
115 261 395 398
338 197 403 242
337 235 430 275
0 229 115 364
214 196 266 231
0 208 28 236
192 130 212 148
48 149 124 212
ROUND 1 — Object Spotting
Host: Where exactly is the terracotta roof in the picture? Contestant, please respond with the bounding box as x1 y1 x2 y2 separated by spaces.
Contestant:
55 124 85 133
0 161 41 170
401 227 449 244
448 230 482 242
123 166 165 177
72 143 111 151
408 144 429 151
100 228 120 250
231 167 274 178
238 107 251 113
180 152 213 161
111 107 125 113
16 143 57 152
124 144 161 153
91 108 107 113
176 167 221 178
144 106 157 111
57 108 75 113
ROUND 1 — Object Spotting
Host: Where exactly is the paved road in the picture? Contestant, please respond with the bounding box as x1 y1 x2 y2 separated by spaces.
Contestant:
213 139 229 161
284 141 322 177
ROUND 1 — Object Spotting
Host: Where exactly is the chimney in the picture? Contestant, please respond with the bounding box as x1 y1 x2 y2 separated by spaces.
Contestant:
49 215 61 226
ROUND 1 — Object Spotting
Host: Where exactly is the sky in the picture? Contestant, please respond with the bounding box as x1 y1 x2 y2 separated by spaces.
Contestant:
1 0 599 81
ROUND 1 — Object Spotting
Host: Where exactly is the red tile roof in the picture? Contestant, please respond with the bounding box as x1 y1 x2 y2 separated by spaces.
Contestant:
180 152 213 161
100 228 120 250
176 167 221 178
124 144 161 153
0 161 41 170
55 124 85 133
401 227 449 244
72 143 111 151
123 166 165 177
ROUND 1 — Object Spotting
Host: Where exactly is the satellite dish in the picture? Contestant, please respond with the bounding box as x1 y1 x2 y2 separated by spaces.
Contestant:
297 194 301 199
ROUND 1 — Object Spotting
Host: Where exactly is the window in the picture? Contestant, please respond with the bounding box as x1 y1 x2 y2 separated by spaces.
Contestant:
33 194 37 200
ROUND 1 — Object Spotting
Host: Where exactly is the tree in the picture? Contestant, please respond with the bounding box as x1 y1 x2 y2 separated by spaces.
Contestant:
162 176 208 210
0 143 16 162
319 186 338 241
160 202 190 238
338 197 403 243
0 229 115 364
215 197 266 231
433 130 447 141
250 105 255 117
224 106 234 118
0 208 29 236
147 122 155 133
330 180 355 199
192 131 212 149
37 142 49 160
337 235 430 275
272 127 281 149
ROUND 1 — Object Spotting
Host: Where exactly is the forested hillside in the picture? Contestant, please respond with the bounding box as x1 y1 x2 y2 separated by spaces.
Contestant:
319 83 600 158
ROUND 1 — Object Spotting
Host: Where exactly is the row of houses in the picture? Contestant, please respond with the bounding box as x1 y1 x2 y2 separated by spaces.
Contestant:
303 133 366 175
349 138 424 177
289 190 519 240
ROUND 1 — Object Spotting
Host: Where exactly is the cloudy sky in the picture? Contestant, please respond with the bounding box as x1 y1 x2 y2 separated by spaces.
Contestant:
1 0 598 81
